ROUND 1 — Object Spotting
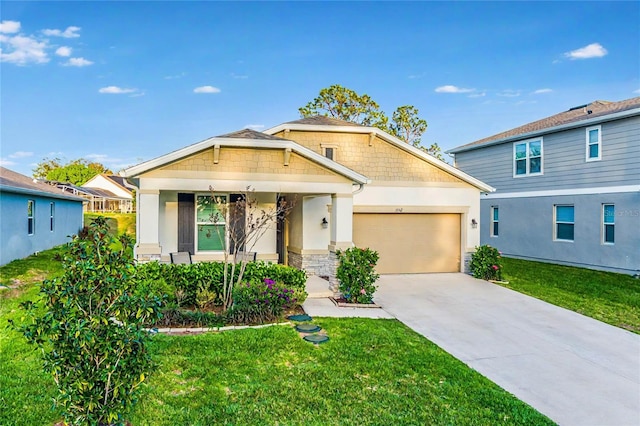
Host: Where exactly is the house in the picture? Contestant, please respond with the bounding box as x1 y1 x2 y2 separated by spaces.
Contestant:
0 167 84 266
121 117 494 288
448 97 640 275
82 174 135 212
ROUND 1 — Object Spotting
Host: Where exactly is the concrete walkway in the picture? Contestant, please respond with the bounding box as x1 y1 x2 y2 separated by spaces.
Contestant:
373 273 640 426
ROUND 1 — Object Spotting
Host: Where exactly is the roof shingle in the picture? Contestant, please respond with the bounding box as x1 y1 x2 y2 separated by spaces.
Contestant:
284 116 364 127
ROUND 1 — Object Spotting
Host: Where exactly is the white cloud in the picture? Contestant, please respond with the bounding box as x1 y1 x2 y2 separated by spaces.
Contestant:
533 88 553 94
194 85 221 93
0 158 16 167
231 73 248 79
55 46 72 57
564 43 608 60
165 72 186 80
0 20 21 34
435 85 475 94
497 90 521 98
0 34 49 65
99 86 137 94
468 92 486 98
42 26 81 38
245 124 264 130
633 89 640 94
9 151 33 158
65 57 93 67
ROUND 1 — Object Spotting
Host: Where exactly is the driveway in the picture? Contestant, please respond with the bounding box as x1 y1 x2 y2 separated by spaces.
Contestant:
374 273 640 426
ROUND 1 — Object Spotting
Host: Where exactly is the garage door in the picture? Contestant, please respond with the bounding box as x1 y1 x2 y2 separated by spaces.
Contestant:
352 213 461 274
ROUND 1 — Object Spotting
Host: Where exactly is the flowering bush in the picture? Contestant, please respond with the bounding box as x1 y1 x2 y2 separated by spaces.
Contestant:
336 247 380 304
226 278 297 324
469 245 503 281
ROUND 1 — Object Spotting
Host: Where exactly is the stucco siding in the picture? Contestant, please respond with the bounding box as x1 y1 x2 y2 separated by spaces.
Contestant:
455 116 640 193
481 192 640 274
0 192 83 265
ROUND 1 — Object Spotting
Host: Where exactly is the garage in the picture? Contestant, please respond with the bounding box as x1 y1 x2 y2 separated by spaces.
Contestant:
352 213 461 274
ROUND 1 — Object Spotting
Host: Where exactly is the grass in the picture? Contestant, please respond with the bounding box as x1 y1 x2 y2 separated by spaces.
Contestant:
0 247 554 425
500 257 640 333
84 212 136 236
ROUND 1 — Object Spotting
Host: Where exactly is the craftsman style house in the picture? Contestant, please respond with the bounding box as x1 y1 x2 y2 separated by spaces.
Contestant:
449 97 640 275
121 117 494 285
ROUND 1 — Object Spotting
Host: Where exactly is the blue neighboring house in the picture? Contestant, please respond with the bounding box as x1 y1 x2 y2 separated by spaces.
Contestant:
0 167 84 266
449 97 640 275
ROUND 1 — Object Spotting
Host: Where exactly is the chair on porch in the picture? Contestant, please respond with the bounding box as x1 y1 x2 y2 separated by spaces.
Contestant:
170 251 193 264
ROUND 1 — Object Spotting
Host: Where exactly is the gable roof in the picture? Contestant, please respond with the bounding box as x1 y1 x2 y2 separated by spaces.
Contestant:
265 117 494 192
0 167 84 202
121 131 370 185
449 96 640 154
83 174 133 194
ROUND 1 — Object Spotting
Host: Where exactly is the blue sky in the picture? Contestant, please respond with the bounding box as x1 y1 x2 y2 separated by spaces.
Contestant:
1 1 638 177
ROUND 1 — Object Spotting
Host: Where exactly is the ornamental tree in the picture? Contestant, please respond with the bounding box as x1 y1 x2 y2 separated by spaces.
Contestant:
12 216 162 425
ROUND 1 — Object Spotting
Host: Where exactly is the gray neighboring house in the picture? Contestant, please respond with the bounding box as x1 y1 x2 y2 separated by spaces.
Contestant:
449 97 640 275
0 167 84 266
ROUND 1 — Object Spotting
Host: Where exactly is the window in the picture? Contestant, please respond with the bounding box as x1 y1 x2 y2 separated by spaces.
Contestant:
27 200 35 235
196 195 226 251
514 139 543 177
321 144 338 161
555 205 574 241
586 125 601 161
603 204 614 244
491 206 499 237
50 202 55 232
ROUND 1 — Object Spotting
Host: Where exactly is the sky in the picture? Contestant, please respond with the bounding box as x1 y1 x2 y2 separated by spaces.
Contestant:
1 1 639 177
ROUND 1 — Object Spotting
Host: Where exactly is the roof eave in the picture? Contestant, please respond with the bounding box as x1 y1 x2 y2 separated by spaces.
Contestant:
0 184 85 202
448 107 640 154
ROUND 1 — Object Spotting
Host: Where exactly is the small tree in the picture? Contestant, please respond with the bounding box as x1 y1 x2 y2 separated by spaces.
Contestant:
12 217 162 425
469 244 504 281
207 186 295 310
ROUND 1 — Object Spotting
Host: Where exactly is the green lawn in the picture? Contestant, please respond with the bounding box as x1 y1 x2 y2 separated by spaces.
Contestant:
500 257 640 333
0 249 554 425
84 212 136 237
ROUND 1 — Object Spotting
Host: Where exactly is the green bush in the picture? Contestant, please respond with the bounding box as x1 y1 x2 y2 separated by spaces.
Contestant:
226 278 297 324
12 216 162 426
469 245 503 281
336 247 380 304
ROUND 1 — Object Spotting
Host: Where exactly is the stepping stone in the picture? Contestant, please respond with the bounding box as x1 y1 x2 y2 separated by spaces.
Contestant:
303 334 329 344
287 314 312 322
295 323 321 333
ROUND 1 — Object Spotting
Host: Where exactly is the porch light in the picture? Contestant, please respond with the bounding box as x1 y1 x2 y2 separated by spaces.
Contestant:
321 217 329 229
471 218 478 229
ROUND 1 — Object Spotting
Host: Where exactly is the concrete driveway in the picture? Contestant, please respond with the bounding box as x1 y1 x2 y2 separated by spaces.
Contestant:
374 273 640 426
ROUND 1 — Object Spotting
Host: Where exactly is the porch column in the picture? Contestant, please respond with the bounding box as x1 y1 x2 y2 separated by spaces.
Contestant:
328 193 354 293
136 189 162 261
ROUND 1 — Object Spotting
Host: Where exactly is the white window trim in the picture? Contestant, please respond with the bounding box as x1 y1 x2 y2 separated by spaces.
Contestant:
50 202 55 232
320 143 338 161
195 193 228 254
490 206 499 237
602 203 615 245
585 125 602 162
27 199 35 236
513 137 544 178
553 204 574 242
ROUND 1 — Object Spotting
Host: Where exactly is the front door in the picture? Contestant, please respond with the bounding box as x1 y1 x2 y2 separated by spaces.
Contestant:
177 193 195 253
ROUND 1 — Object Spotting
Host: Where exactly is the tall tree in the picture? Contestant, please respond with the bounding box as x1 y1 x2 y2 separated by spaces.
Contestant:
33 158 112 185
300 85 445 161
299 84 389 130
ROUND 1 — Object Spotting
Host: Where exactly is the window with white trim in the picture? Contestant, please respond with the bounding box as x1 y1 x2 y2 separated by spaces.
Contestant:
321 144 338 161
27 200 35 235
554 205 574 241
196 194 227 251
603 204 614 244
490 206 499 237
586 125 601 161
514 138 543 177
50 202 55 232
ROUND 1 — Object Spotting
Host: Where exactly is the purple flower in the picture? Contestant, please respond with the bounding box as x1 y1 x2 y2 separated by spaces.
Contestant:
264 278 275 285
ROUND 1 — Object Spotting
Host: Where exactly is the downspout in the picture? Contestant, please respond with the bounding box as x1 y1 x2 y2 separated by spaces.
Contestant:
352 183 365 195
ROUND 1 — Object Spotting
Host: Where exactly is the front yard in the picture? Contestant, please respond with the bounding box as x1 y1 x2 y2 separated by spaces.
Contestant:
0 248 553 425
499 257 640 334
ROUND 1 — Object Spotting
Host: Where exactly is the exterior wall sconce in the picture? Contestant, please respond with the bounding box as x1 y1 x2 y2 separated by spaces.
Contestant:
471 218 478 229
321 217 329 229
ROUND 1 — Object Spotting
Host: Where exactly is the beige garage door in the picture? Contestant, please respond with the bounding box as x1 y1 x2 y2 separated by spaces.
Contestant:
352 213 461 274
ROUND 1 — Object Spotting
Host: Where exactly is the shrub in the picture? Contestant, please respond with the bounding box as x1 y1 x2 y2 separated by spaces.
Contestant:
243 262 308 304
469 244 504 281
226 278 297 324
12 216 162 426
336 247 380 304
